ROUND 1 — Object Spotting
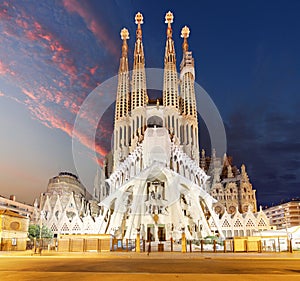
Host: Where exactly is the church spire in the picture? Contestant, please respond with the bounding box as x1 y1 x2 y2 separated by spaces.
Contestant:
163 11 179 109
131 12 148 111
180 26 199 161
181 26 190 53
113 28 130 171
241 164 249 182
115 28 130 121
180 26 196 118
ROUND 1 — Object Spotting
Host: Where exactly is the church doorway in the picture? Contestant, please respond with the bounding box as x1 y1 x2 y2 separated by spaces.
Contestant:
147 225 155 241
158 225 166 241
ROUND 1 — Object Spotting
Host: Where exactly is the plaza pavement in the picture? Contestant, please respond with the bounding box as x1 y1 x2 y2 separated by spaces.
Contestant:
1 249 300 259
1 251 300 281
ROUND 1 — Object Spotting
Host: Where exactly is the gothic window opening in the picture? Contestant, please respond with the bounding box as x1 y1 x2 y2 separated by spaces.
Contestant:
55 211 60 220
119 127 122 148
186 124 189 144
66 211 76 222
147 116 163 128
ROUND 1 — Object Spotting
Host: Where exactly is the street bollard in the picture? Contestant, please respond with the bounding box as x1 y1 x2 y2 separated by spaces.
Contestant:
181 232 186 253
136 233 140 253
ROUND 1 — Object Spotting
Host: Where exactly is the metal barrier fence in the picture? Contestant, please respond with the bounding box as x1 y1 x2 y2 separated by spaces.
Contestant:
111 239 225 253
24 237 296 253
110 238 293 253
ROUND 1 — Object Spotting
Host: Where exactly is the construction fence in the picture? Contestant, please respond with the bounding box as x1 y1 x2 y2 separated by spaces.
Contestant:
57 234 111 252
24 235 298 253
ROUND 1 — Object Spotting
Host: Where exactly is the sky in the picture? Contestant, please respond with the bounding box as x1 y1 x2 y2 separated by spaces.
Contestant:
0 0 299 207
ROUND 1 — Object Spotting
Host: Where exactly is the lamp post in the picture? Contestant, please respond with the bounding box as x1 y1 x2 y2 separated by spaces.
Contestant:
136 227 141 253
181 225 186 253
289 233 293 253
283 211 293 252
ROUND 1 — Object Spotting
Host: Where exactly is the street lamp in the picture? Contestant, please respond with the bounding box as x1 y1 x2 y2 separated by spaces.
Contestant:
283 211 293 252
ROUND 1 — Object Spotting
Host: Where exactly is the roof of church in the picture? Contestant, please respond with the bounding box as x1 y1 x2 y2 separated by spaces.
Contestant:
0 209 27 218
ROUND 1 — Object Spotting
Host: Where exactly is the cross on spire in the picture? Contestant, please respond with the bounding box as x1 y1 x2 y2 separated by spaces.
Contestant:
135 12 143 39
120 28 129 41
165 11 173 27
181 26 190 52
135 12 143 26
181 25 190 39
120 28 129 57
165 11 174 38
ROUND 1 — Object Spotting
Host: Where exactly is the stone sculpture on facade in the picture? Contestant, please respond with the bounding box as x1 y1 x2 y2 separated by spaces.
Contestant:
35 11 270 240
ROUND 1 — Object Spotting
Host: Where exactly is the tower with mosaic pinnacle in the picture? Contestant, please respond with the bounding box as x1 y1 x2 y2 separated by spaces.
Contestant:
130 12 148 152
163 11 181 143
180 25 199 162
114 28 130 170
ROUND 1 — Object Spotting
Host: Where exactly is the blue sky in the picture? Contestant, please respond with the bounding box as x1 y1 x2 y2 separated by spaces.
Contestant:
0 0 299 206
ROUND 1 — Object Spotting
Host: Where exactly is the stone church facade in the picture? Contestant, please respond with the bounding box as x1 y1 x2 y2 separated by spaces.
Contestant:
35 11 270 240
201 150 257 215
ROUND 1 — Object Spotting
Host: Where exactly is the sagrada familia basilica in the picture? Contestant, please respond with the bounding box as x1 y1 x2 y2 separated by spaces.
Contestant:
33 12 270 241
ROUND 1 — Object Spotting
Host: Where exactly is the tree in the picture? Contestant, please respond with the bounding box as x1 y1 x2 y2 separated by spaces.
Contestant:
28 224 53 239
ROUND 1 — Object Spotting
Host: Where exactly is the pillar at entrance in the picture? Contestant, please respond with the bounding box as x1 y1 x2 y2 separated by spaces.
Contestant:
136 233 140 253
181 232 186 253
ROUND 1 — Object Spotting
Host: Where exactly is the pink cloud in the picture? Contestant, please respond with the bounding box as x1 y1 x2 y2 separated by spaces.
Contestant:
0 5 92 108
0 2 11 21
89 65 98 75
0 60 15 76
38 86 54 102
79 73 93 89
15 18 28 29
24 99 108 158
0 3 110 163
24 30 37 41
62 0 118 56
54 93 62 104
0 91 24 104
73 126 108 157
57 60 77 80
22 20 77 80
78 110 98 128
0 61 7 75
71 102 79 113
22 88 36 100
64 100 70 108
